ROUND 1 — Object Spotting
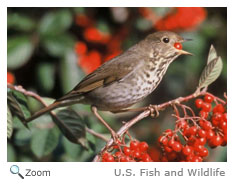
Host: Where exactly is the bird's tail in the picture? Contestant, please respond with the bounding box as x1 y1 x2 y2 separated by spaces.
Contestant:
25 101 62 123
25 93 85 123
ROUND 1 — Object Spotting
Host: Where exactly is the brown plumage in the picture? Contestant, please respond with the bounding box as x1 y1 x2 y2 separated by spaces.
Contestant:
26 31 192 123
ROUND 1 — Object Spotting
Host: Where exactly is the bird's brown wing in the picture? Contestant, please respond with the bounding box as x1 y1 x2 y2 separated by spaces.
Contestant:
56 47 144 102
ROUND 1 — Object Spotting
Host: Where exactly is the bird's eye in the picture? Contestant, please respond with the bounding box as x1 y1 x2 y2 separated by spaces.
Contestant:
162 37 170 43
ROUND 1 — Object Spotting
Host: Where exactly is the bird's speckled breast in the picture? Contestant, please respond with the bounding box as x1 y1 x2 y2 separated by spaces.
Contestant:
84 52 176 111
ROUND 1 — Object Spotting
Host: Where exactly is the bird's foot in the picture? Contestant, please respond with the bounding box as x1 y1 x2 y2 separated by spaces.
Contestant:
148 104 159 118
110 131 121 146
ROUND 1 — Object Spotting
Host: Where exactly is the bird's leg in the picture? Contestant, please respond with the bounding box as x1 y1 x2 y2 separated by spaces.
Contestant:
91 106 119 143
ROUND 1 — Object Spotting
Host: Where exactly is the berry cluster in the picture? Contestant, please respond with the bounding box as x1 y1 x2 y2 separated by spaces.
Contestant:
155 7 206 31
74 12 126 74
158 94 227 162
195 94 227 148
102 140 152 162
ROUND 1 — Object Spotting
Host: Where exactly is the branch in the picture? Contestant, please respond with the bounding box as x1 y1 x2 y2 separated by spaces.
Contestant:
85 127 109 142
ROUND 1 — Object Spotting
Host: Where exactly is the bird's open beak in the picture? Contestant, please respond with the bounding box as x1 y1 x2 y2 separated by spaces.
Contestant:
178 49 193 56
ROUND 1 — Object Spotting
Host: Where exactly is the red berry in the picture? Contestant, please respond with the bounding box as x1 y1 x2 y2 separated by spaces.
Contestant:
186 154 194 162
158 136 168 146
164 146 173 153
204 94 214 103
177 120 188 130
120 156 128 162
201 121 212 130
182 145 193 156
212 119 219 126
191 156 202 162
196 137 207 145
199 110 209 119
174 42 183 50
194 144 204 152
189 126 198 136
213 104 225 113
168 139 175 148
187 136 197 146
132 150 141 158
195 99 203 108
165 129 173 136
75 41 87 55
141 153 152 162
202 102 212 112
167 151 178 161
130 141 139 150
213 112 223 121
209 135 223 147
223 113 227 122
123 146 131 156
106 155 115 162
206 129 215 140
115 151 122 157
161 156 168 162
199 147 208 157
139 142 149 152
102 152 110 160
172 141 182 152
219 121 227 134
198 129 207 138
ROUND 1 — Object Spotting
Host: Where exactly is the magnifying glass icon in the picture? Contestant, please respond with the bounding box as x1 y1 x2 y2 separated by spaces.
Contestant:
10 165 24 179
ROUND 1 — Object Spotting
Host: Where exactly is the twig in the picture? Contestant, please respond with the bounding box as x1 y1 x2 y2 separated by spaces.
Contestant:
7 83 47 106
85 127 109 142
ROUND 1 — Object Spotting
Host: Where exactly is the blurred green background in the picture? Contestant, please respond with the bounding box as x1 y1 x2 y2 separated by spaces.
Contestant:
7 7 227 162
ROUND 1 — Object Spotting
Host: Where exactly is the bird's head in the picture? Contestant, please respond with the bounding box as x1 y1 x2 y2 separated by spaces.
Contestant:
145 31 193 58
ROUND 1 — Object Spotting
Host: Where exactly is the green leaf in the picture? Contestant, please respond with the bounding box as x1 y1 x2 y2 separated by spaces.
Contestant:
86 133 96 152
8 90 31 119
53 109 87 147
19 156 33 162
36 62 55 93
8 13 36 32
136 18 153 31
39 9 72 36
30 127 60 158
73 7 85 14
198 57 223 89
97 20 110 33
8 92 26 122
62 137 81 159
7 106 13 138
14 128 33 146
207 45 218 64
7 36 34 70
42 34 75 57
151 7 171 17
7 143 16 162
13 116 26 129
60 49 84 93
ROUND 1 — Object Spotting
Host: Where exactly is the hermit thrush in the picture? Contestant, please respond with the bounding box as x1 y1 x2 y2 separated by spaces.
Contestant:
26 31 192 135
